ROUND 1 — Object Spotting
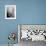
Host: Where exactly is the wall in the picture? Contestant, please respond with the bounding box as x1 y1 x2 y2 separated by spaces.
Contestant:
0 0 17 44
17 0 46 24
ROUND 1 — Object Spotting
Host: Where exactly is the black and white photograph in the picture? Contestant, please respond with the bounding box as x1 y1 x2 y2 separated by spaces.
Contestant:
18 24 46 46
5 5 16 19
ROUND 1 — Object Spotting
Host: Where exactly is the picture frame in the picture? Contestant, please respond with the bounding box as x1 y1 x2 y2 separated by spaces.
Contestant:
18 24 46 42
5 5 16 19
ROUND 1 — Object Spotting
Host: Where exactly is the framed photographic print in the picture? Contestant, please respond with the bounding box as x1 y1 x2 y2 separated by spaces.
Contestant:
18 24 46 42
5 5 16 19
